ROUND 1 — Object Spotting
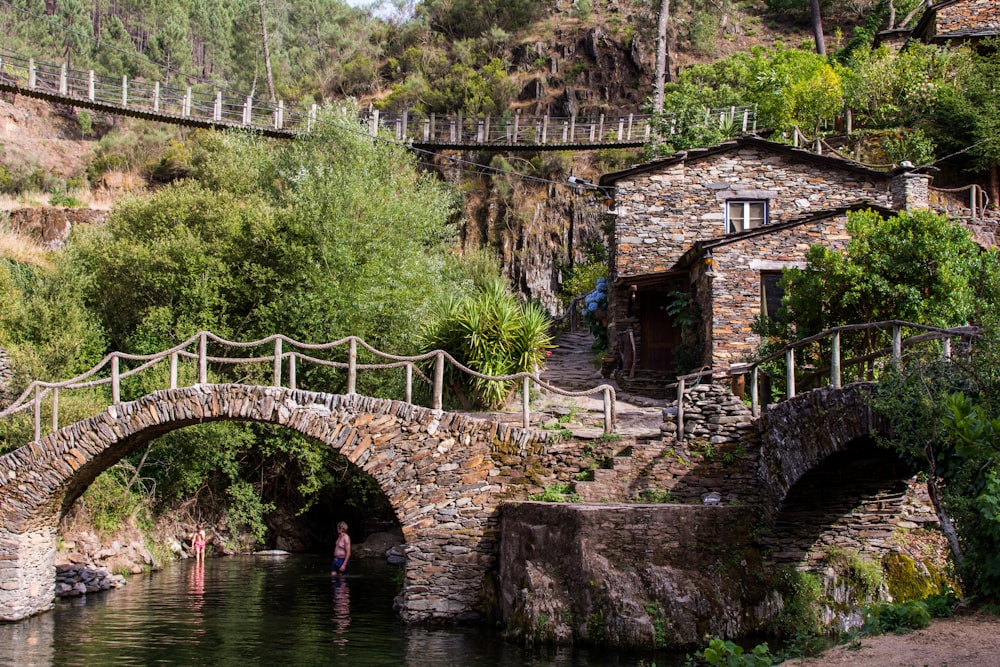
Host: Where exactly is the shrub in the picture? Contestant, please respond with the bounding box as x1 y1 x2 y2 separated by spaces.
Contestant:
686 636 775 666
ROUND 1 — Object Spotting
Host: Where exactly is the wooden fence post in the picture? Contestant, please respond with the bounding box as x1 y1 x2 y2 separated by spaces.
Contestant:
603 388 613 434
112 355 121 404
831 331 841 388
28 58 35 89
405 363 413 403
347 338 357 395
121 75 128 107
289 354 297 390
33 385 41 443
88 70 95 101
676 377 686 443
751 367 759 417
214 91 222 121
522 376 530 429
59 64 66 94
892 325 902 368
786 349 796 399
198 333 207 384
170 352 178 389
370 109 379 136
433 352 444 410
244 96 252 125
273 338 282 387
51 388 59 433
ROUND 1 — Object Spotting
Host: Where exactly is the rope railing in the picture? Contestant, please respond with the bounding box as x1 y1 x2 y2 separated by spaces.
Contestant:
0 331 617 444
0 48 755 148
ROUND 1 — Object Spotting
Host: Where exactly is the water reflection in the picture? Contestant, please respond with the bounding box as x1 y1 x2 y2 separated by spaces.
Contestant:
0 555 686 666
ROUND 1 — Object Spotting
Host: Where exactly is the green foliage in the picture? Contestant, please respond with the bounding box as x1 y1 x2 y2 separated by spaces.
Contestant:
771 567 824 636
77 463 152 536
686 636 775 667
528 482 581 503
420 277 553 409
862 599 931 634
421 0 550 39
826 547 883 599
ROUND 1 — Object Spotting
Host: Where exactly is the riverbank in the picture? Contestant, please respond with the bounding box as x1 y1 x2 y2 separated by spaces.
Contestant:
779 612 1000 667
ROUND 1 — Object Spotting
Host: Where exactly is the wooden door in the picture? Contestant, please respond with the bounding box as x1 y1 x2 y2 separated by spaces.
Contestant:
639 289 683 372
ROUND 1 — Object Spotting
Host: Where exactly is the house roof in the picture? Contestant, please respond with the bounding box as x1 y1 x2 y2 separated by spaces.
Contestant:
911 0 1000 43
615 202 895 286
598 136 892 188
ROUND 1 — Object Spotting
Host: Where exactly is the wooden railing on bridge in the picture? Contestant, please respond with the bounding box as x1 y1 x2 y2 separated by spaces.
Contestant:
0 49 755 149
666 320 979 440
0 331 617 444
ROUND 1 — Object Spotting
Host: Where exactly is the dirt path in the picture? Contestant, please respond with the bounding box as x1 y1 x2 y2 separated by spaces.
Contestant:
778 613 1000 667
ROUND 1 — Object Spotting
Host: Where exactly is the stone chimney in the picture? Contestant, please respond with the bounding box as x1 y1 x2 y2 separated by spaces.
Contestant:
890 169 931 211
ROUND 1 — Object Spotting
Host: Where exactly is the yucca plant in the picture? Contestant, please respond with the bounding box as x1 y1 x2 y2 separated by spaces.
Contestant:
421 277 553 410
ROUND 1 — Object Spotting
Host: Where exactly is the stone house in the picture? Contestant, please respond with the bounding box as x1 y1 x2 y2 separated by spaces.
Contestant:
595 136 941 389
910 0 1000 46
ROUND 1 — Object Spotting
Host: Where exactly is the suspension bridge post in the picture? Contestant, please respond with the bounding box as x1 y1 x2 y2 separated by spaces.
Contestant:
273 338 282 387
121 75 127 108
111 355 120 404
522 376 530 429
347 338 357 395
277 100 284 129
831 331 841 388
433 352 444 411
627 113 634 140
154 81 160 112
513 110 520 142
617 117 624 141
598 114 605 140
198 333 207 384
785 349 796 399
214 91 222 121
569 115 576 143
88 70 94 101
308 104 317 132
243 96 252 125
542 115 549 144
370 109 379 136
892 325 902 368
184 87 191 117
28 58 35 89
169 352 178 389
59 64 66 95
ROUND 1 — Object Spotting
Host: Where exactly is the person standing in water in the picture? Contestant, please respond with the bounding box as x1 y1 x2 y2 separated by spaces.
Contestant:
331 521 351 576
192 523 207 562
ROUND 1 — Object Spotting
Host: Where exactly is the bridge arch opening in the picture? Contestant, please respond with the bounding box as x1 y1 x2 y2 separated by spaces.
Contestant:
762 437 921 565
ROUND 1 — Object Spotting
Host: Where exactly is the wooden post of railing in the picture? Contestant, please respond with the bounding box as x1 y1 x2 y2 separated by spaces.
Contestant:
603 387 613 435
433 352 444 410
347 338 357 394
831 331 841 388
273 338 282 387
569 115 576 143
370 109 379 136
28 58 35 89
112 355 121 404
430 112 436 139
277 100 284 129
750 366 759 417
400 110 408 140
214 91 222 121
522 376 530 429
121 75 128 107
289 354 296 390
423 117 430 141
589 118 596 142
786 349 796 399
644 122 651 141
33 385 41 443
88 70 95 101
742 108 750 131
59 64 66 94
169 352 178 389
676 377 686 443
308 103 317 132
598 114 605 140
542 115 549 144
154 81 160 112
892 325 902 368
184 87 192 117
513 111 520 142
943 337 952 361
626 113 634 140
484 115 490 142
52 388 59 433
198 333 207 384
405 363 413 403
243 96 252 125
617 117 624 141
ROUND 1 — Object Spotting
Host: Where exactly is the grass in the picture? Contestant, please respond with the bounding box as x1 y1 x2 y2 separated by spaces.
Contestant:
0 226 53 269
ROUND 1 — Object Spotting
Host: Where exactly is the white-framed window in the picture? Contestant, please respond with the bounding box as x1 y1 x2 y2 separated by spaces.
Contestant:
726 200 768 234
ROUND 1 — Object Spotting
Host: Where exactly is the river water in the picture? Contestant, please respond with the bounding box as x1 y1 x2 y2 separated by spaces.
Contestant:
0 555 685 666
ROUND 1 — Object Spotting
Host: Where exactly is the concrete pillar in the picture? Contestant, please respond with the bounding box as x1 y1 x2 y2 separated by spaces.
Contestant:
0 527 57 622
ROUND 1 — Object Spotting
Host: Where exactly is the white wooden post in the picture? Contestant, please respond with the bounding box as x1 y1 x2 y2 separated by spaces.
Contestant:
617 117 624 141
214 91 222 121
154 81 160 112
33 385 41 443
347 338 357 394
569 115 576 143
88 70 95 101
170 352 178 389
244 96 252 125
59 64 67 94
786 349 796 399
28 58 35 89
112 355 121 404
277 100 284 129
405 363 413 403
184 87 192 117
512 111 520 142
370 109 380 136
288 354 296 390
542 115 549 144
943 337 952 361
308 103 317 132
831 331 841 388
273 338 282 387
598 114 605 140
121 75 128 107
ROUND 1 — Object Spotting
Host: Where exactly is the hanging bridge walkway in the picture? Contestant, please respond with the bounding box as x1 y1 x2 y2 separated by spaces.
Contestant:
0 49 755 151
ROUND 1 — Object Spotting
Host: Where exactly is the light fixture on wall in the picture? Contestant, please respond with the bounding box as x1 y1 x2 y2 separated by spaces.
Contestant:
704 250 716 279
568 176 614 209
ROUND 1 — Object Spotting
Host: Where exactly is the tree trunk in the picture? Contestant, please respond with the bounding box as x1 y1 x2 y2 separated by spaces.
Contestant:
991 163 1000 209
926 475 964 569
810 0 826 55
888 0 896 29
258 0 277 103
653 0 671 114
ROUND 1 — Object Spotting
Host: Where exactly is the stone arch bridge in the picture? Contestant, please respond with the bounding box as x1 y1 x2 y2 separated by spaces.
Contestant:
0 380 913 625
0 384 553 622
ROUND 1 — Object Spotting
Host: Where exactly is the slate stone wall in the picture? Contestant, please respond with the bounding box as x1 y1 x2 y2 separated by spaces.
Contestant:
936 0 1000 34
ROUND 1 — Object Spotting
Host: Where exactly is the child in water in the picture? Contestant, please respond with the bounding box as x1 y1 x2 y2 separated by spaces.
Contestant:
331 521 351 576
192 523 206 562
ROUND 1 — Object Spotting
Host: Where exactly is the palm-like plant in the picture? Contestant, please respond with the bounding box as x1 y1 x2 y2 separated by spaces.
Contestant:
421 278 553 409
